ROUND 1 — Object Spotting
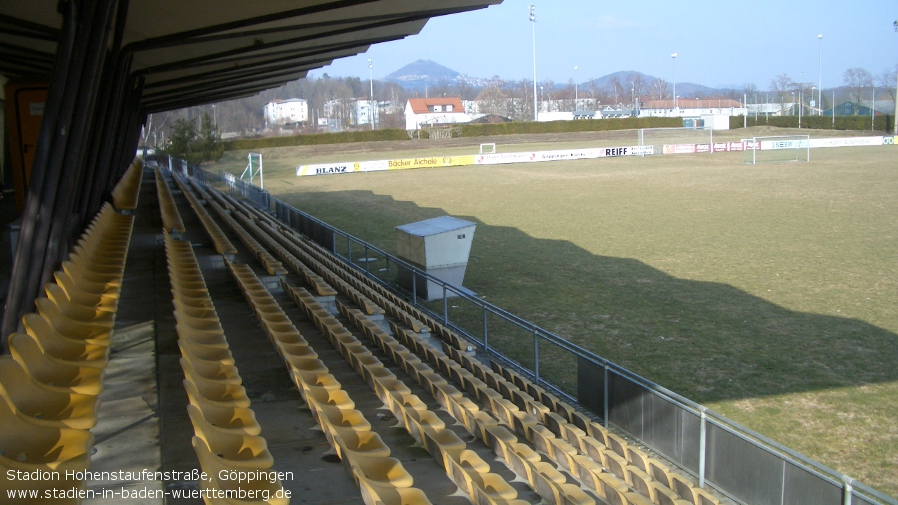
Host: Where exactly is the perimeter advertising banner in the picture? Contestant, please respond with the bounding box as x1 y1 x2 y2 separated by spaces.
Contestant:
297 155 475 176
808 136 884 148
296 146 652 176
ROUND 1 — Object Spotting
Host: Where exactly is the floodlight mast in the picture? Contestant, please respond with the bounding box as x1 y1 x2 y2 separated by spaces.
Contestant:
894 21 898 134
530 6 537 121
671 53 678 114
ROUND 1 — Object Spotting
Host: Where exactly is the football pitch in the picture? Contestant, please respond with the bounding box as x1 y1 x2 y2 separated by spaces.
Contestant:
211 127 898 496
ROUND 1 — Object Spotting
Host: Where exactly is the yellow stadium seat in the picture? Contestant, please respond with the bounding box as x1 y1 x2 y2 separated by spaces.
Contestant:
357 475 433 505
186 402 261 436
188 408 274 469
192 437 289 505
182 377 250 408
34 298 111 343
44 285 116 327
343 452 414 488
180 357 242 384
178 340 235 366
329 425 391 458
19 321 109 368
0 358 99 429
7 333 105 395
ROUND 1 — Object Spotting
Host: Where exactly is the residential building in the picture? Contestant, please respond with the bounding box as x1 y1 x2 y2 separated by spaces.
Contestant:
405 97 469 130
263 98 309 126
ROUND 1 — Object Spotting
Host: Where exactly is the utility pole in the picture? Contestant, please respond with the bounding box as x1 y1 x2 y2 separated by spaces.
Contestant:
530 5 537 121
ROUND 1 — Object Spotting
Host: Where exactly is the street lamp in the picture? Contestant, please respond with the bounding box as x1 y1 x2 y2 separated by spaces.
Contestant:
530 5 537 121
894 21 898 134
817 34 823 116
367 58 374 129
671 53 678 112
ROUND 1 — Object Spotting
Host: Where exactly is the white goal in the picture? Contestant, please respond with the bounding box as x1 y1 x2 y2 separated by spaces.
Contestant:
743 135 810 165
638 127 713 156
479 143 497 154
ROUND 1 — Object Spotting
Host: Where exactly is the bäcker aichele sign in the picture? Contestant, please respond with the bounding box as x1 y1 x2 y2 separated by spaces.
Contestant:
296 146 651 177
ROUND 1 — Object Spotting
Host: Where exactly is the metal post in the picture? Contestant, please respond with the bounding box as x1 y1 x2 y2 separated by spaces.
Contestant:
533 328 540 384
842 476 854 505
482 306 489 352
412 271 417 305
699 409 707 487
603 364 610 427
443 284 449 325
364 244 370 273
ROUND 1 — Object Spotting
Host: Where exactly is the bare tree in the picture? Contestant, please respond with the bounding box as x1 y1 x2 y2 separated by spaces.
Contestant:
842 68 873 110
769 73 794 103
585 79 602 110
650 78 669 100
876 64 897 101
626 73 647 99
475 84 508 116
607 76 623 105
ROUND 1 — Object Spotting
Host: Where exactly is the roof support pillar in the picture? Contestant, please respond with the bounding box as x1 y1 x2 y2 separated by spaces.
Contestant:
1 0 119 349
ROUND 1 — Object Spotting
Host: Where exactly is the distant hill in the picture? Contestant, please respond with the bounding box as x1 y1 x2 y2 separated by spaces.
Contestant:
385 60 461 87
586 70 722 98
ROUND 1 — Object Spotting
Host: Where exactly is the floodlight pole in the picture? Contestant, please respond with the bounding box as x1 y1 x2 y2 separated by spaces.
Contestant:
368 58 374 130
671 53 678 114
574 65 578 110
894 21 898 134
530 5 537 122
817 35 823 116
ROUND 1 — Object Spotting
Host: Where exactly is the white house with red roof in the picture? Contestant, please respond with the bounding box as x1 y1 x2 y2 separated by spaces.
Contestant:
405 97 470 130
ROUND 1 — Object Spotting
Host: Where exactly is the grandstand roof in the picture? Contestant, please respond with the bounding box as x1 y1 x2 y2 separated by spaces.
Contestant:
0 0 502 343
1 0 501 113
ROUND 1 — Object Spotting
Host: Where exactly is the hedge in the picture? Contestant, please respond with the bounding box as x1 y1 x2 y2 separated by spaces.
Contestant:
729 114 894 132
222 117 684 152
223 128 411 151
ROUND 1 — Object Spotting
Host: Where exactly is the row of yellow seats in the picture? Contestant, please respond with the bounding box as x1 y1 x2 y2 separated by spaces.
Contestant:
335 299 598 505
216 193 640 504
293 214 720 505
383 312 672 505
163 231 287 505
111 158 144 211
203 198 285 276
203 181 722 505
286 283 530 505
170 173 237 256
216 187 712 505
473 359 719 505
383 308 711 505
155 167 186 234
252 219 337 298
220 260 429 505
2 202 134 503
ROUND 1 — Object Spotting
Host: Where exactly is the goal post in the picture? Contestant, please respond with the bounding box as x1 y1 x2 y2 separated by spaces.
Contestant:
743 135 810 165
479 143 497 154
637 127 713 156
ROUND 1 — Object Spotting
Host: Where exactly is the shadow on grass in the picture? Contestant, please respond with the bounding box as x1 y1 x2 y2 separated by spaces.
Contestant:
278 189 898 406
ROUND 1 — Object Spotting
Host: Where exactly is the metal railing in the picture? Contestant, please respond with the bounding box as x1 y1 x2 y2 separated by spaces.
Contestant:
166 155 895 505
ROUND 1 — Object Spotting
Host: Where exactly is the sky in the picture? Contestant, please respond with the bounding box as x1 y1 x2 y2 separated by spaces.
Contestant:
320 0 898 91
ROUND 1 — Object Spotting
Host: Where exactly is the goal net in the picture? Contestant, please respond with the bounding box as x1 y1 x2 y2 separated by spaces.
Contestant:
743 135 810 165
638 127 713 156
